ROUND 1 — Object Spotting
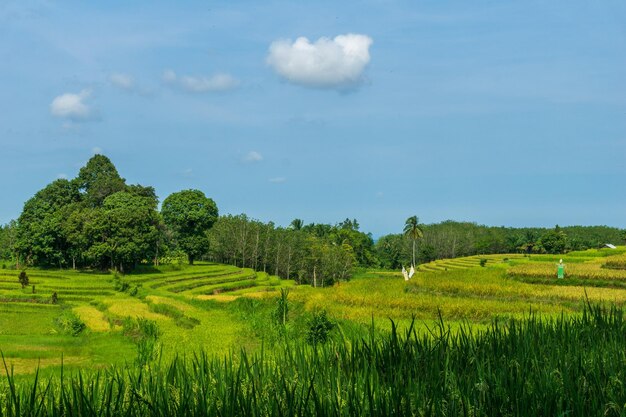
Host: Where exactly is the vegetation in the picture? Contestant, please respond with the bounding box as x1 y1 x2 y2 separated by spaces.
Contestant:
2 153 626 415
161 190 218 265
4 304 626 416
403 215 424 267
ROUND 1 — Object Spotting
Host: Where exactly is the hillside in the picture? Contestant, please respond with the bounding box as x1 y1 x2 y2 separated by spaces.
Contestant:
1 247 626 376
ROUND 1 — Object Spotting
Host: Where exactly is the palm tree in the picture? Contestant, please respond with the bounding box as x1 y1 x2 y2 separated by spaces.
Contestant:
403 216 424 267
290 218 304 231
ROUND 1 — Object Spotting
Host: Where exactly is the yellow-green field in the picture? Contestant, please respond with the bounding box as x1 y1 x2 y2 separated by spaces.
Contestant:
1 246 626 375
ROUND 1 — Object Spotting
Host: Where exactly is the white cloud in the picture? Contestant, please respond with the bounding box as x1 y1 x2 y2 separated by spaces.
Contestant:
243 151 263 163
163 70 239 92
269 177 286 183
162 69 177 83
50 89 93 120
109 73 134 91
267 34 373 89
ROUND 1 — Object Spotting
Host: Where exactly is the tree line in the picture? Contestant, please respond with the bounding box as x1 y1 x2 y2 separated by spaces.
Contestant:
0 154 623 279
375 221 626 270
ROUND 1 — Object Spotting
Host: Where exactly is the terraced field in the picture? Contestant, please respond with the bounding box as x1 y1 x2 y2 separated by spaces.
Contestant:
0 263 293 374
3 247 626 377
417 254 525 272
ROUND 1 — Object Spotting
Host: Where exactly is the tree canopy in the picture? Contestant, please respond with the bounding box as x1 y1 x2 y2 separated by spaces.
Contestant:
161 190 218 264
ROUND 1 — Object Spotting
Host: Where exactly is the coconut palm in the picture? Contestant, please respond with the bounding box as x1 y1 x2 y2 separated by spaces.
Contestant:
290 218 304 231
403 216 424 267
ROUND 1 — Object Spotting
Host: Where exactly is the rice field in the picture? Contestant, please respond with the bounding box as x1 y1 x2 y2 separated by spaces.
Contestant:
3 303 626 416
0 263 293 375
1 246 626 381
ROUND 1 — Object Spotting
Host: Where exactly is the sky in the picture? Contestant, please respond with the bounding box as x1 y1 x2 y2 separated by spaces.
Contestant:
1 0 625 237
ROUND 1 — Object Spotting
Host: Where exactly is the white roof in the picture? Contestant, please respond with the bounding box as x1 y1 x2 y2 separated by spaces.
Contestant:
605 243 617 249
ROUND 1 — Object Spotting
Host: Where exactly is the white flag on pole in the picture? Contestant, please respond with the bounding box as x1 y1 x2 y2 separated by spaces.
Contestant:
409 265 415 278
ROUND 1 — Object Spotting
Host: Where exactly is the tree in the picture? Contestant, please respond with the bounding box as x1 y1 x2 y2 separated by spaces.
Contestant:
538 225 569 254
403 216 424 267
161 190 218 264
290 218 304 231
15 179 81 267
74 154 126 207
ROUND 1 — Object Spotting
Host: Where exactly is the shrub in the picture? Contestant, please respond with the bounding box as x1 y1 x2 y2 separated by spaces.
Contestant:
306 310 335 346
51 292 58 304
18 271 29 288
114 279 130 292
479 259 487 267
54 311 86 336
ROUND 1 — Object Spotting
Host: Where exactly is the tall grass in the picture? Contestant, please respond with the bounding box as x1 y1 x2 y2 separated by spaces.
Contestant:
2 302 626 416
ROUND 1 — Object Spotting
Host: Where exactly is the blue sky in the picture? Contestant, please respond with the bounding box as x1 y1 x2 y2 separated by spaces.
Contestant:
1 0 625 236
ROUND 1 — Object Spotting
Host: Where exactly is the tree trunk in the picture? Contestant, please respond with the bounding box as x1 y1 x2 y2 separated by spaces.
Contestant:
313 264 317 288
412 239 416 266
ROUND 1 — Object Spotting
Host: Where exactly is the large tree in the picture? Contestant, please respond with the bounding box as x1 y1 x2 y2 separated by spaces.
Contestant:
83 190 160 272
15 179 80 267
75 154 126 207
403 216 424 267
161 190 218 264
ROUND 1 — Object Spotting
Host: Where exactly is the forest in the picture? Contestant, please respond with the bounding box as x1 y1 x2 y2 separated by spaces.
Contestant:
0 155 623 283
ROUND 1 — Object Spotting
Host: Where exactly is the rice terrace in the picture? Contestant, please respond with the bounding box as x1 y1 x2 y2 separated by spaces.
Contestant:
2 1 626 416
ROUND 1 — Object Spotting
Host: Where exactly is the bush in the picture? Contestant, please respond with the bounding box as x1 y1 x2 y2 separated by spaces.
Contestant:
114 279 130 292
306 310 335 346
479 259 487 267
18 271 29 288
51 292 58 304
54 310 86 336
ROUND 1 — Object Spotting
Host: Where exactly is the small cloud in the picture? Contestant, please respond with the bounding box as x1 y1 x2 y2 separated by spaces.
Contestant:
267 33 373 89
162 69 177 83
109 73 134 91
50 89 93 120
243 151 263 163
269 177 286 183
163 69 239 93
92 147 103 154
182 168 193 177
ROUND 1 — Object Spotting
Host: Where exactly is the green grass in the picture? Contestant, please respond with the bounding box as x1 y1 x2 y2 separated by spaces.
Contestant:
3 303 626 416
2 248 626 379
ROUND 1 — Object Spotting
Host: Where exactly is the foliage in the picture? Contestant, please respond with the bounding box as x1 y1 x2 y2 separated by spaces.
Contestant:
207 214 354 286
272 288 290 326
5 304 626 415
74 154 126 207
123 317 160 366
161 189 218 264
376 221 623 267
54 310 86 336
18 271 28 288
306 310 335 345
13 155 161 272
403 215 424 267
537 225 570 254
